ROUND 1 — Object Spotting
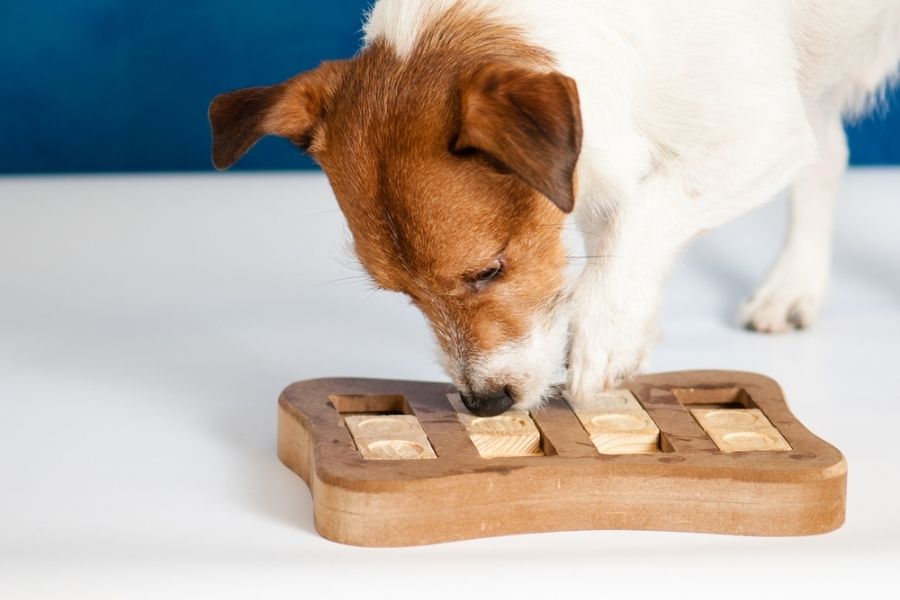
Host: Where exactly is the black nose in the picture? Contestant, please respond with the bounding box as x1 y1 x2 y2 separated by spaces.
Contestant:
461 389 514 416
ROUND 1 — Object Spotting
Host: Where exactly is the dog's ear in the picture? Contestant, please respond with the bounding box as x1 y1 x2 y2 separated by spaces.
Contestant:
209 60 347 170
453 65 582 213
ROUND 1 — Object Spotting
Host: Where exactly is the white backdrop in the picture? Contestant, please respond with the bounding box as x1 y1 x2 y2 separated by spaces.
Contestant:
1 171 898 598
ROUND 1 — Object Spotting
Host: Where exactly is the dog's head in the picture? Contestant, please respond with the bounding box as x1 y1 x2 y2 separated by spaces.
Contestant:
209 42 582 415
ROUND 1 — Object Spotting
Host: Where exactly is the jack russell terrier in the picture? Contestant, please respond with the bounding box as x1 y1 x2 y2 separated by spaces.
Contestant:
210 0 900 416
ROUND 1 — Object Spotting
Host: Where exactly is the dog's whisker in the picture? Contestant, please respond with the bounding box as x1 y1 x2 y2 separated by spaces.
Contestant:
566 254 637 262
314 275 373 287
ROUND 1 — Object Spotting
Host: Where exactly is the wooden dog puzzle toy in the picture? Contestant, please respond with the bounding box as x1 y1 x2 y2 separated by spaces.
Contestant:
277 370 846 546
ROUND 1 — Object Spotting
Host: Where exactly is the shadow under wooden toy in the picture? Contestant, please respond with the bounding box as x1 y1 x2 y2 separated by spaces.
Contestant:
277 370 846 546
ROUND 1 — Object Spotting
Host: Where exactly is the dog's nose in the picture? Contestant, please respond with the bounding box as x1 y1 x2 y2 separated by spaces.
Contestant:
460 388 514 416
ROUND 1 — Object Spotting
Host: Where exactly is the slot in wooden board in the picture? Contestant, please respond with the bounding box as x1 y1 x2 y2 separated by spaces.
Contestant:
343 414 437 460
564 389 660 454
691 408 792 452
447 393 542 458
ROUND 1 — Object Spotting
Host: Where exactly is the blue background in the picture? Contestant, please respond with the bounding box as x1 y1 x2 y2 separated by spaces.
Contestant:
1 0 898 174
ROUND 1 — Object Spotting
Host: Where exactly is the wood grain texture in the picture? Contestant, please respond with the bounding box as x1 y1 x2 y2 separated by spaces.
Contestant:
564 389 660 454
691 408 792 452
447 393 542 458
277 371 847 546
343 415 437 460
563 388 643 412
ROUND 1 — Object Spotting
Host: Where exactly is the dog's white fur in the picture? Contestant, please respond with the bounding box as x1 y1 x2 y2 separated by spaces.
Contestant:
365 0 900 407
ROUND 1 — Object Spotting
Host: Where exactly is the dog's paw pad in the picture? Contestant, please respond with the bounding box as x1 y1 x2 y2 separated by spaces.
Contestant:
739 293 821 334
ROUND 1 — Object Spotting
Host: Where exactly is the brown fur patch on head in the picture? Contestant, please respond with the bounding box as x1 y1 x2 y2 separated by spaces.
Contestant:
209 7 580 367
307 14 574 359
330 147 568 356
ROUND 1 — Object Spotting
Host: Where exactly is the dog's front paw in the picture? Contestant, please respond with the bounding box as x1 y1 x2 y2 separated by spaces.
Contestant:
566 306 659 402
739 262 829 333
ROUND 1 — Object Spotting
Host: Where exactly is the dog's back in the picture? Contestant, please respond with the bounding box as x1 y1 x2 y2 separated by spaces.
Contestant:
790 0 900 115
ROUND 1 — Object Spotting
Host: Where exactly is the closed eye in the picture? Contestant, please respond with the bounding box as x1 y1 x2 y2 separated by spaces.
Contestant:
465 258 505 292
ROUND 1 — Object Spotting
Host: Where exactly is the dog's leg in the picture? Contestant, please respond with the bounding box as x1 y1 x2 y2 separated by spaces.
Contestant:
567 192 692 397
739 113 848 332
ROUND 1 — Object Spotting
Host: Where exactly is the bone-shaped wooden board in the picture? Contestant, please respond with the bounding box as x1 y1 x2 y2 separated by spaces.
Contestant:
277 370 846 546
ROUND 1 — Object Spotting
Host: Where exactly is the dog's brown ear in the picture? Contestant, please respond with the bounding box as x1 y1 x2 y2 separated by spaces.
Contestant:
209 60 347 170
453 65 582 213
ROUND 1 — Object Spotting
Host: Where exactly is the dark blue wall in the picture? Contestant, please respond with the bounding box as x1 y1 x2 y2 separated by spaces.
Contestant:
1 1 897 174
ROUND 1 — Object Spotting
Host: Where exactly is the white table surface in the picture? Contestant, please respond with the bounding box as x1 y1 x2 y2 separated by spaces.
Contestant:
1 170 898 598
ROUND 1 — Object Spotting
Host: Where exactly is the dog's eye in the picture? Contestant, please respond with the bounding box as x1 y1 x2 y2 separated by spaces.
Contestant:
476 263 503 281
465 259 504 291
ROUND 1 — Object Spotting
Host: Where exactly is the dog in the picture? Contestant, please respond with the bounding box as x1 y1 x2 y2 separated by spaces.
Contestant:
210 0 900 416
